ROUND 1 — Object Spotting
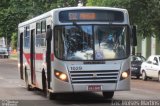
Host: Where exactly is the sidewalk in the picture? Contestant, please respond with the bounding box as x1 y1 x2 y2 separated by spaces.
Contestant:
9 56 18 60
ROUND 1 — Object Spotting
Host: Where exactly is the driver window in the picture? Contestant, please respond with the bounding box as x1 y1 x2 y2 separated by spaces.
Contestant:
153 57 158 65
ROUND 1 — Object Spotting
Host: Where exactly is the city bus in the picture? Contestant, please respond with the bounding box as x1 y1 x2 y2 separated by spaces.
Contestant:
18 7 137 99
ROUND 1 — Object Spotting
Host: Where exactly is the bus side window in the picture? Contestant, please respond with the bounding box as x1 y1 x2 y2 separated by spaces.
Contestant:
36 22 41 34
24 26 30 48
36 21 46 47
36 34 46 47
41 20 46 33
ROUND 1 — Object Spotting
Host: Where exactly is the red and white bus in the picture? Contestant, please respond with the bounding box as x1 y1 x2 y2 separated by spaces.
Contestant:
18 7 137 99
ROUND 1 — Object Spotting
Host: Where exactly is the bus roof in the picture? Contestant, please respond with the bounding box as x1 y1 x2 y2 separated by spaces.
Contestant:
55 6 127 12
18 6 128 28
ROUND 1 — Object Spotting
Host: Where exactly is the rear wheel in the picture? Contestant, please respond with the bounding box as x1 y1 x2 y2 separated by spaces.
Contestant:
103 91 114 99
142 71 147 81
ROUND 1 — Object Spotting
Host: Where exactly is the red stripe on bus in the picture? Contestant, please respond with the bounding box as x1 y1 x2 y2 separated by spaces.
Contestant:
24 53 31 66
24 53 54 65
35 53 43 60
51 53 54 61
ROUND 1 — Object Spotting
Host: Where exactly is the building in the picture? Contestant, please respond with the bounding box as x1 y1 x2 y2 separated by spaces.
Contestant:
136 35 160 58
0 37 6 47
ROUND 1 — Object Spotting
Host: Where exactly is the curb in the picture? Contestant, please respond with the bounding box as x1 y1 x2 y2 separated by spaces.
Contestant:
9 57 18 61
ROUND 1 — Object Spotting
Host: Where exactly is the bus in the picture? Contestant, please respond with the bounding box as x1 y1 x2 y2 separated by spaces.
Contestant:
18 7 137 99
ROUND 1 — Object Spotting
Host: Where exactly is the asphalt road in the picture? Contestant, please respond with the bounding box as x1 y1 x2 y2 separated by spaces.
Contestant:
0 59 160 106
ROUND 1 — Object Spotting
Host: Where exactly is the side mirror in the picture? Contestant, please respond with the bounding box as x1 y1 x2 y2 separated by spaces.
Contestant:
131 25 137 46
46 27 52 41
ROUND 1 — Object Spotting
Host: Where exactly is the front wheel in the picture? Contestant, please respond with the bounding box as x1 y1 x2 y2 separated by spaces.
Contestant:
42 72 57 100
102 91 114 99
142 71 147 81
47 91 57 100
136 75 140 79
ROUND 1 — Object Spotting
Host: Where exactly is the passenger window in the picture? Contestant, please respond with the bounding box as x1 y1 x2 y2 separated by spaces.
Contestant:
36 22 41 34
24 26 30 48
36 34 46 47
41 21 46 33
36 21 46 47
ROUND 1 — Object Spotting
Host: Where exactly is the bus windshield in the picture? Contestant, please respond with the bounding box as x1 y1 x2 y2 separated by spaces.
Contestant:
54 25 129 60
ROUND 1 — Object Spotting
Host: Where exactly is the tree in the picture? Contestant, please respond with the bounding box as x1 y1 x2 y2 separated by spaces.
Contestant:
0 0 30 44
0 0 58 45
86 0 160 38
0 0 88 47
11 32 17 49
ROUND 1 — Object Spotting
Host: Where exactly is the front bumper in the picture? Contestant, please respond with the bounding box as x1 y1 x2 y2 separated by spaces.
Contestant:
51 76 130 93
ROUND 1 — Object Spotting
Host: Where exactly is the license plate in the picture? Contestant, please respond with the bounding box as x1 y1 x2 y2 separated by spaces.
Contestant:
88 85 101 91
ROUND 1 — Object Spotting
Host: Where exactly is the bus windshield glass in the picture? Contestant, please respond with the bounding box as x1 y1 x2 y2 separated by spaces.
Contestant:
54 25 129 60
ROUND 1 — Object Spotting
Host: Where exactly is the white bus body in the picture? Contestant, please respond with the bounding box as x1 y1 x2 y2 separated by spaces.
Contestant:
18 7 133 99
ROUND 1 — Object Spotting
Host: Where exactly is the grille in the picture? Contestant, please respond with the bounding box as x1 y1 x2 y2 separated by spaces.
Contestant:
70 70 119 84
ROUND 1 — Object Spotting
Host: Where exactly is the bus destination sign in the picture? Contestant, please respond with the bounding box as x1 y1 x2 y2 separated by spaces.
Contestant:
59 10 124 22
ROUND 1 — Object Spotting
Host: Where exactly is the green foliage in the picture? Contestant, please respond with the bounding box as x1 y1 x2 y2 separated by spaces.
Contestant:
0 0 30 42
2 0 159 47
11 32 17 49
57 0 78 7
0 0 81 46
87 0 118 6
86 0 160 38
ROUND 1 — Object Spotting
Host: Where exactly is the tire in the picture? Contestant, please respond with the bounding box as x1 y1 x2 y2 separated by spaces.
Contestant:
142 71 147 81
47 91 57 100
42 71 56 100
103 91 114 99
136 75 140 79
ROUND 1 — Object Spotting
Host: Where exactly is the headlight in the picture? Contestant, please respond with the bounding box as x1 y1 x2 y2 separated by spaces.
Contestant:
122 72 128 78
120 69 130 80
54 70 68 82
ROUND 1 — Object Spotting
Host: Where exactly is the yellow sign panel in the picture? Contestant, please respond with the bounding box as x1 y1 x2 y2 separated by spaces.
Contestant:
69 13 96 20
80 13 96 20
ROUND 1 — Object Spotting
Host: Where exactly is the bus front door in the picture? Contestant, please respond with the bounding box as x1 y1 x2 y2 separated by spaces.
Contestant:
20 33 23 79
30 29 36 85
